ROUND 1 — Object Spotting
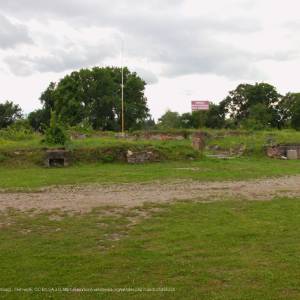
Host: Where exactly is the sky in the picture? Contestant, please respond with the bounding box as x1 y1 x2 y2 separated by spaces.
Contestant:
0 0 300 119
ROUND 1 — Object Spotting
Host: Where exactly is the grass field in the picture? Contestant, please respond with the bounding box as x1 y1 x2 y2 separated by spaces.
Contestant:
2 129 300 299
1 198 300 299
1 157 300 190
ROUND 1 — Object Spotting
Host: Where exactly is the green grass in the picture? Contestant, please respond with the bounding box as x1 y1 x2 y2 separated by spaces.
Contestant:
2 129 300 153
0 135 192 151
1 157 300 190
1 198 300 299
0 136 199 165
0 137 42 150
206 129 300 155
2 129 300 166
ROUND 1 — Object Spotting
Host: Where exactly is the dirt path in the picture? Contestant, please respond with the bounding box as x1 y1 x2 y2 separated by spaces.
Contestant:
1 175 300 213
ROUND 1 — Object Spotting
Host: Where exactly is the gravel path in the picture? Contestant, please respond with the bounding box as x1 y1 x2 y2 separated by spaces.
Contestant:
1 176 300 213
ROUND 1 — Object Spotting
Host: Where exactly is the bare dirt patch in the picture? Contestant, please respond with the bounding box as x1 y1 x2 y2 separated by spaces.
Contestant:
1 175 300 213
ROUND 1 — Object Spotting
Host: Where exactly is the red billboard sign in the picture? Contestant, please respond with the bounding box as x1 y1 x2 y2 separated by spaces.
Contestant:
191 101 209 111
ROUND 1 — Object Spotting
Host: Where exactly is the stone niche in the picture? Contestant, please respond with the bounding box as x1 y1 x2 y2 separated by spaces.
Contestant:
45 149 70 167
266 144 300 160
127 150 160 164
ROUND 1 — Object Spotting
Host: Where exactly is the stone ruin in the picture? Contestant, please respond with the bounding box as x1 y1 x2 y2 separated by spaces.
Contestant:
45 149 70 167
126 150 160 164
192 132 206 151
266 144 300 160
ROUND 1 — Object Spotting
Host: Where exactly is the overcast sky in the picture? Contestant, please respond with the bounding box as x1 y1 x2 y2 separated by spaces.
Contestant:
1 0 300 119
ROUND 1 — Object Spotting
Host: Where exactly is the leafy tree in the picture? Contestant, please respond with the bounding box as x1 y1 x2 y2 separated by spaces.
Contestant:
241 103 272 130
278 93 300 128
205 104 225 129
291 104 300 130
180 111 208 128
180 112 193 128
158 110 182 129
39 67 149 131
40 82 56 125
140 117 156 130
0 101 22 129
180 104 225 129
223 83 282 128
28 109 49 132
279 93 300 130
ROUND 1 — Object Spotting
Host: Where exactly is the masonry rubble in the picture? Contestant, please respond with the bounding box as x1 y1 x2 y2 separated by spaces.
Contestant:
266 144 300 160
192 132 206 151
126 150 160 164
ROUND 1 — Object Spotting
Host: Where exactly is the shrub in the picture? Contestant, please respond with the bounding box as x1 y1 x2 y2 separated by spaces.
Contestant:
44 112 69 146
0 153 7 163
0 120 34 141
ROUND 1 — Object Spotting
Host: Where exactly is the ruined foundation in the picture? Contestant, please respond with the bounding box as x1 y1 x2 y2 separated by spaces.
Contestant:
266 144 300 160
45 149 70 167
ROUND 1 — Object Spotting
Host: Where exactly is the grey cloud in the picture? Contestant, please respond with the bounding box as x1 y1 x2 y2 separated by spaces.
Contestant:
0 0 260 34
120 14 262 79
0 0 284 80
4 39 117 76
133 68 159 85
0 14 32 49
158 40 259 79
3 56 33 76
0 0 182 19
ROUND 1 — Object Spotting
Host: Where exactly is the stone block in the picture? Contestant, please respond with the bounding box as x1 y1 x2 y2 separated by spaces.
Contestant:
287 149 298 160
126 150 160 164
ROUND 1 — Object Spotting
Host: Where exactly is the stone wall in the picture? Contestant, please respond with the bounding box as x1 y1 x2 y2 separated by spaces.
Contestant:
126 150 161 164
266 145 300 159
192 132 206 151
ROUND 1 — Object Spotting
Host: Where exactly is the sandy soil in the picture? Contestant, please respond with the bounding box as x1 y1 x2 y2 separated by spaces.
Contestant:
1 175 300 213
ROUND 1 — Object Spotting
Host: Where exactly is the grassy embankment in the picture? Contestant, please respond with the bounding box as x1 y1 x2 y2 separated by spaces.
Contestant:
1 198 300 299
0 135 200 166
1 129 300 189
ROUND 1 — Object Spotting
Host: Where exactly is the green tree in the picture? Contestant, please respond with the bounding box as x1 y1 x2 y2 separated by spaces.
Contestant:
180 111 208 128
291 104 300 130
39 67 149 131
140 117 156 130
0 101 22 129
158 110 181 129
241 103 272 130
28 109 50 132
278 93 300 130
223 83 282 128
205 104 225 129
278 93 300 128
180 104 225 129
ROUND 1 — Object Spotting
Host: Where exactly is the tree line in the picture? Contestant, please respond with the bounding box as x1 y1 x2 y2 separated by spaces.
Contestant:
158 83 300 130
1 66 300 131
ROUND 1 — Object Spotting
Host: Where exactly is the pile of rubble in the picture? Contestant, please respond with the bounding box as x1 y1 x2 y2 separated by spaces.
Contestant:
266 145 300 160
126 150 161 164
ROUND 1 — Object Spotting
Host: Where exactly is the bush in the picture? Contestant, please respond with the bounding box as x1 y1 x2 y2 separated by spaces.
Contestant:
0 120 34 141
44 112 69 146
0 153 7 163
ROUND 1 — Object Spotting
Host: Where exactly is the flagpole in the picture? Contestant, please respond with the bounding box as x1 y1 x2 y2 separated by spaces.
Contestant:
121 38 125 135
